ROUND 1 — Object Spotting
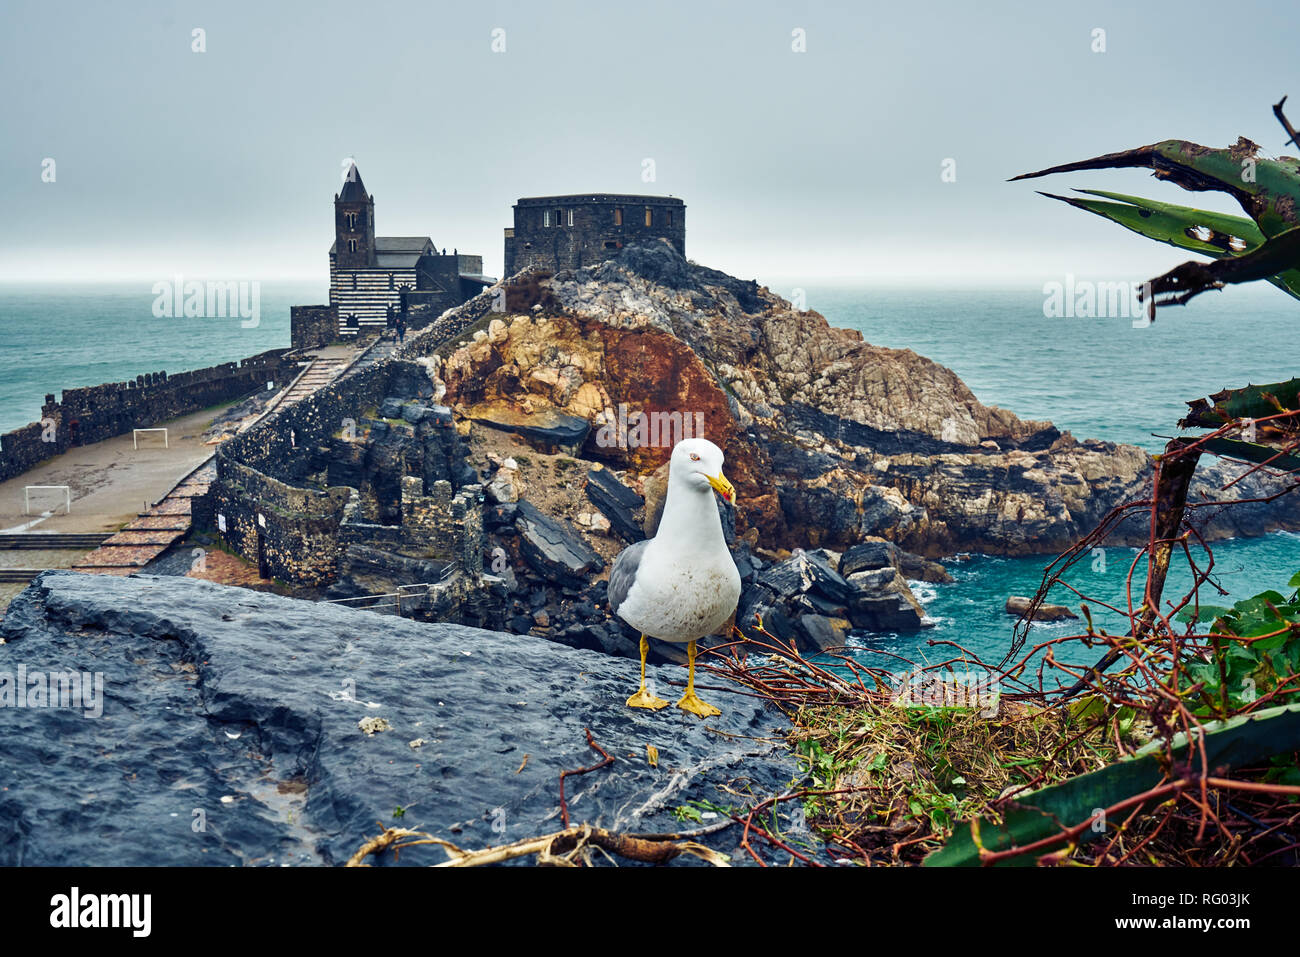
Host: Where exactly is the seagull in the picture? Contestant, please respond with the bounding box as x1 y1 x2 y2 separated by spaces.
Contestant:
608 438 741 718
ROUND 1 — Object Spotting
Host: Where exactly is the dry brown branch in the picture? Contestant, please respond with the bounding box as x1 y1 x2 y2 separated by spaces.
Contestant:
346 822 731 868
558 727 614 828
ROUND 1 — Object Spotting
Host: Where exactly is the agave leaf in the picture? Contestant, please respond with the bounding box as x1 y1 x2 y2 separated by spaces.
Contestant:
1197 436 1300 473
1014 138 1300 237
1017 138 1300 309
1182 376 1300 427
1145 225 1300 307
923 703 1300 866
1064 189 1267 249
1038 191 1300 302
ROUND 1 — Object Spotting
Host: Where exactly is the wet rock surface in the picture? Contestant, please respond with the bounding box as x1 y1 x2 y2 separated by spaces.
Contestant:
0 572 800 867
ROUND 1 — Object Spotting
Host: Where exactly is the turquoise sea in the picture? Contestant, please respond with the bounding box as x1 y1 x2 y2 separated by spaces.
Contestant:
805 280 1300 673
2 279 1298 671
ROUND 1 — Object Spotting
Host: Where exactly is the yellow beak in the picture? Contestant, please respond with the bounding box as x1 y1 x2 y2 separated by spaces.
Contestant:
707 471 737 505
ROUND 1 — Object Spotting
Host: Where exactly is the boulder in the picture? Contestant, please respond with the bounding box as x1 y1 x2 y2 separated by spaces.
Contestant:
1005 596 1078 622
756 550 853 605
0 572 799 866
840 540 952 584
795 614 852 653
486 462 524 504
845 567 929 632
514 501 605 586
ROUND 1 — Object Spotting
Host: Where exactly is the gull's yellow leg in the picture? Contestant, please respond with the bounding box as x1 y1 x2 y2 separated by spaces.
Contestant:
626 634 669 710
676 640 721 718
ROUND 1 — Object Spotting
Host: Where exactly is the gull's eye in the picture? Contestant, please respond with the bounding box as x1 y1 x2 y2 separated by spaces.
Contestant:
689 453 700 461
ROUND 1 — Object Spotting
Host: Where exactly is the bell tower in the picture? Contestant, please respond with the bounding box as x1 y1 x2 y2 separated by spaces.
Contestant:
334 162 376 268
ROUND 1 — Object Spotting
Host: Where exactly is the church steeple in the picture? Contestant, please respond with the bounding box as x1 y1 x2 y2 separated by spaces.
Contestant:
334 163 375 267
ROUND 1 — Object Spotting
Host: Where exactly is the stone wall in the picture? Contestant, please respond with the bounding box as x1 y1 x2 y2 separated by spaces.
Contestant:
194 465 349 586
201 346 487 589
291 304 337 351
0 349 295 484
505 194 686 275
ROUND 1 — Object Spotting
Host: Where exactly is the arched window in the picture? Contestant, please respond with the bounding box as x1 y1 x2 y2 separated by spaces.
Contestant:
614 208 623 226
544 210 551 227
644 207 652 227
349 239 357 253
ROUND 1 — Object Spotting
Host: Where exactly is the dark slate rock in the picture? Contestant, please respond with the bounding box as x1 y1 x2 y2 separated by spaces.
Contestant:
795 614 852 653
379 396 404 418
485 504 519 529
474 410 591 456
732 543 763 585
585 468 644 544
840 540 952 584
400 402 428 424
735 584 798 644
756 551 853 604
845 568 928 632
514 501 605 587
0 572 800 867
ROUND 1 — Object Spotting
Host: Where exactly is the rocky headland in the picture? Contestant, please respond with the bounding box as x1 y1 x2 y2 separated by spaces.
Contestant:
375 240 1300 657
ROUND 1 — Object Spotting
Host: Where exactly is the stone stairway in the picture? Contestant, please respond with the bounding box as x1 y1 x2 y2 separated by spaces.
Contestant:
341 337 400 379
72 462 215 575
274 356 351 410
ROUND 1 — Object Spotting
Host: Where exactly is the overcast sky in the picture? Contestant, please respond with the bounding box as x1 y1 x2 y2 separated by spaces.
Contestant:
3 0 1297 287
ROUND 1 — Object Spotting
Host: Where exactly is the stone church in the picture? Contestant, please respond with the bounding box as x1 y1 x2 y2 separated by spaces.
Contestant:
326 163 490 337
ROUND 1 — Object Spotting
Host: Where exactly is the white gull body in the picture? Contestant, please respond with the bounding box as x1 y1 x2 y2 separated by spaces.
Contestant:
609 439 741 643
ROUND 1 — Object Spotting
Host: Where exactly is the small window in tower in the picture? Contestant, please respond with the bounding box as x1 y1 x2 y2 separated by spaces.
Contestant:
544 210 551 227
567 209 574 227
614 208 623 226
667 210 674 227
645 208 652 227
346 212 356 229
555 208 563 227
349 239 357 253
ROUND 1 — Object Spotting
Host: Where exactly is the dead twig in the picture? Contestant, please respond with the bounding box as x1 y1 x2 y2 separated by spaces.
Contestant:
559 727 615 828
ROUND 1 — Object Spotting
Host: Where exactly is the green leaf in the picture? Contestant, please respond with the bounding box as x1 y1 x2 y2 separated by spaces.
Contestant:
1176 605 1230 624
1015 139 1300 307
923 703 1300 866
1198 437 1300 474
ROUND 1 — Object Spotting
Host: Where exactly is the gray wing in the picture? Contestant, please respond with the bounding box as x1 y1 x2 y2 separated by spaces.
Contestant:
608 539 650 615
